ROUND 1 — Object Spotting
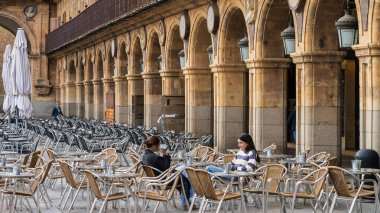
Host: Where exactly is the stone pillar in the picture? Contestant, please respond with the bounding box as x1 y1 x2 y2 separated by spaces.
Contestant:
65 82 77 116
84 80 94 119
210 64 247 152
126 74 144 126
113 76 128 123
160 69 185 132
102 78 115 108
353 43 380 153
247 59 290 153
75 82 85 118
183 67 213 137
141 72 162 129
93 79 104 120
291 51 345 157
59 84 65 109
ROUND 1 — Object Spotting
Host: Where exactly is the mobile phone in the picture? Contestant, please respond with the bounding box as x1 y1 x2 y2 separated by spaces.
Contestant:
159 144 168 150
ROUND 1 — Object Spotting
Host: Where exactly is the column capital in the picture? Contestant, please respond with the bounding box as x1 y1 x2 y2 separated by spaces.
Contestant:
102 78 114 84
113 76 127 82
75 81 84 86
290 51 346 64
353 42 380 57
246 58 291 69
64 82 76 87
183 67 212 76
92 79 103 85
209 64 247 73
126 74 143 80
159 69 181 77
83 80 93 86
141 72 161 79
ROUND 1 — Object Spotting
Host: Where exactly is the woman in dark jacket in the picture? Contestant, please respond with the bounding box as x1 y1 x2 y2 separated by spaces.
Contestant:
141 136 192 209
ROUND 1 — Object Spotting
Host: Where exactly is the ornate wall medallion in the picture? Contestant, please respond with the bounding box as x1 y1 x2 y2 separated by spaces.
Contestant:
24 5 37 19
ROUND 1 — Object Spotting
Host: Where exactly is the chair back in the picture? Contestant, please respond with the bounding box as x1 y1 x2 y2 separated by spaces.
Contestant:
262 164 287 193
310 168 328 196
195 169 218 200
327 166 352 197
84 170 104 200
222 154 236 164
327 157 338 166
142 165 160 177
58 160 79 188
185 167 204 196
46 148 57 161
39 160 53 184
21 153 31 166
28 150 41 168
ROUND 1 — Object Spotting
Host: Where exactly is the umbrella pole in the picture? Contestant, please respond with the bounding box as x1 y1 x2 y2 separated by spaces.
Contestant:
15 106 19 131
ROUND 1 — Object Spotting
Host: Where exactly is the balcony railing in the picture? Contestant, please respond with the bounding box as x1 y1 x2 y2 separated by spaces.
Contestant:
46 0 165 54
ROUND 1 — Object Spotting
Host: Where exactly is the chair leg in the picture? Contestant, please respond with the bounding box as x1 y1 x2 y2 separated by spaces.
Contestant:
89 198 97 213
67 188 81 212
188 196 196 213
348 197 358 213
99 200 107 213
329 194 338 213
62 187 73 210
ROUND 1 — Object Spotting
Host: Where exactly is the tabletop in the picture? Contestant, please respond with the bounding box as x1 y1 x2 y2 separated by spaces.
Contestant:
0 172 34 178
213 171 263 178
346 168 380 175
98 172 139 179
59 157 97 163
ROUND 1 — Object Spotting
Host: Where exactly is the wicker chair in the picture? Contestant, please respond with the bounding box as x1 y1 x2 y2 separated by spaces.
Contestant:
327 166 379 213
280 168 328 212
243 164 287 212
57 160 87 211
84 170 131 213
195 169 242 213
137 167 182 213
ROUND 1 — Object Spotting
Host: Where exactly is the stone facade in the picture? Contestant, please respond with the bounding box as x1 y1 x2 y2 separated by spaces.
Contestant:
3 0 380 156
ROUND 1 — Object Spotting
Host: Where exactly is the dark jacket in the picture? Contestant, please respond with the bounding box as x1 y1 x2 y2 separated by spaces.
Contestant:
287 111 296 131
142 149 171 176
52 106 63 117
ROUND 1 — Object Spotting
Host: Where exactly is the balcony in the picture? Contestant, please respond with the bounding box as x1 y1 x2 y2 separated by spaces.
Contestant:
46 0 165 54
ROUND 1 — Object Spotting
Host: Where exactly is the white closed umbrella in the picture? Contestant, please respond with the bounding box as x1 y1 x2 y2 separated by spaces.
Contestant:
2 44 15 115
10 28 33 119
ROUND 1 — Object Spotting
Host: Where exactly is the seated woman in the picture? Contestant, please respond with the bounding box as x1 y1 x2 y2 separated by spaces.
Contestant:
141 135 192 209
206 133 260 174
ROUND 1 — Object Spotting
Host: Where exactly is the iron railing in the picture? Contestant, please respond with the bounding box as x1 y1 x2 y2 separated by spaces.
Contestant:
46 0 165 54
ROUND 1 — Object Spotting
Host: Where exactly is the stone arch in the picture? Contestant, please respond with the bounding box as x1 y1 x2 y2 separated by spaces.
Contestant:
165 23 182 71
106 47 115 78
189 14 212 68
78 56 85 82
0 11 37 53
96 49 104 79
131 35 143 74
146 30 161 73
254 0 290 58
118 41 128 76
68 60 76 83
303 0 346 51
218 5 247 64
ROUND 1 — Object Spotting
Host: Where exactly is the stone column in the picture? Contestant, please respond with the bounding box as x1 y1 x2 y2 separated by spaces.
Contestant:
126 74 144 126
65 82 77 116
247 59 290 153
102 78 115 107
93 79 104 120
59 84 66 114
183 67 213 137
141 72 162 129
75 82 85 118
160 69 185 132
210 64 247 152
84 80 94 119
353 43 380 153
113 76 128 123
291 51 345 157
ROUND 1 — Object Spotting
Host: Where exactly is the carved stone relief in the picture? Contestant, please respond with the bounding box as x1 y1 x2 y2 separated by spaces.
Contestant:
158 19 166 46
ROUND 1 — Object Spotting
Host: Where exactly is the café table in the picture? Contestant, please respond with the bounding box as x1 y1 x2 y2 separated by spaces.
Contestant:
260 154 292 163
0 172 36 213
96 172 140 212
213 171 263 213
7 137 30 153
